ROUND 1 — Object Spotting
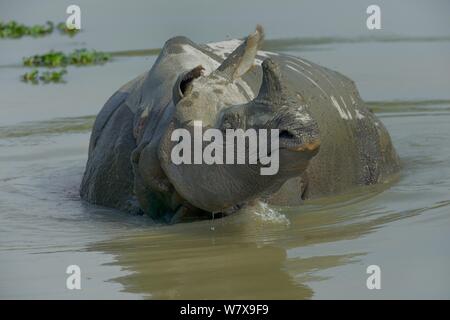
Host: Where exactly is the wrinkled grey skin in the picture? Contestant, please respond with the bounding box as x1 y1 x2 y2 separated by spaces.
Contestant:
80 27 400 222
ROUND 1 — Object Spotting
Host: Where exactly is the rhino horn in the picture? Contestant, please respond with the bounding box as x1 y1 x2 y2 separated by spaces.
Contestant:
215 25 264 81
254 58 290 106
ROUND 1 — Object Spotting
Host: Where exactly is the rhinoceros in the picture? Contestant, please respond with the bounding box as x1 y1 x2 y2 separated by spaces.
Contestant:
80 26 400 222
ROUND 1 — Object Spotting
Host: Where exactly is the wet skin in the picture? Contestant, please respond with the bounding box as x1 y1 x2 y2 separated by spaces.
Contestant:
80 27 400 222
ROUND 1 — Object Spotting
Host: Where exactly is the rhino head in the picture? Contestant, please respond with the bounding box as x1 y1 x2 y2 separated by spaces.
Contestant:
138 27 320 220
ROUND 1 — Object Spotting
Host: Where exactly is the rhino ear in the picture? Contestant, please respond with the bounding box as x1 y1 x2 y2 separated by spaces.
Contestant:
173 65 204 104
255 58 289 106
215 25 264 81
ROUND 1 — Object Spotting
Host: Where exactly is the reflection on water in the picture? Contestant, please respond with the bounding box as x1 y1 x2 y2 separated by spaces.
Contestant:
88 193 372 299
1 0 450 299
90 176 439 299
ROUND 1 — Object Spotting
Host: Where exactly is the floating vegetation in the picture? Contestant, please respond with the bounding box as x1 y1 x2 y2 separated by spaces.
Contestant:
0 20 81 39
21 69 39 83
21 49 108 84
69 49 110 65
39 69 67 83
3 19 107 84
56 22 80 37
23 49 111 68
0 20 54 38
21 69 67 84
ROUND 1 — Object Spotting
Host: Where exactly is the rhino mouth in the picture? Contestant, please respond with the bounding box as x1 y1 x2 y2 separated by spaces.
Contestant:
278 129 321 155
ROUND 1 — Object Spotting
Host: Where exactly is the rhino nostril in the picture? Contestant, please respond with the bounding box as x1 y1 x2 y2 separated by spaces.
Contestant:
279 130 295 139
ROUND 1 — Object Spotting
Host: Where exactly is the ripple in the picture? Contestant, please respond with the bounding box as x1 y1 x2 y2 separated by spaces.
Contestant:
0 115 95 139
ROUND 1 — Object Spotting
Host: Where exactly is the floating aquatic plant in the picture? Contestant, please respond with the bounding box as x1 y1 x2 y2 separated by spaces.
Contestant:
21 69 67 84
39 69 67 83
69 49 110 65
6 19 107 84
56 22 80 37
21 69 39 83
0 20 80 38
23 49 111 68
0 20 54 38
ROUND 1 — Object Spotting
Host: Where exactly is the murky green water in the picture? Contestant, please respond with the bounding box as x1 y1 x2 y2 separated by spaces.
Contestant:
1 0 450 299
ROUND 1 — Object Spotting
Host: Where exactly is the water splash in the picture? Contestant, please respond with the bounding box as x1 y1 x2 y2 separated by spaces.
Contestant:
250 201 291 226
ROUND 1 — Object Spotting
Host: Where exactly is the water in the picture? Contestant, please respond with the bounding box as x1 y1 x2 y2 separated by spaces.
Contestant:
1 0 450 299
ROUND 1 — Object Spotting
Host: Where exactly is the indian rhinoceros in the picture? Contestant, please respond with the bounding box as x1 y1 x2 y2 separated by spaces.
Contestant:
80 26 400 222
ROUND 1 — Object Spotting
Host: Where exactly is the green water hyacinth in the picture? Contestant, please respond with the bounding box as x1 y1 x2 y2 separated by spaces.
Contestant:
0 20 79 38
23 49 111 68
69 49 111 65
21 69 39 83
21 69 67 84
0 20 54 38
56 22 80 37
